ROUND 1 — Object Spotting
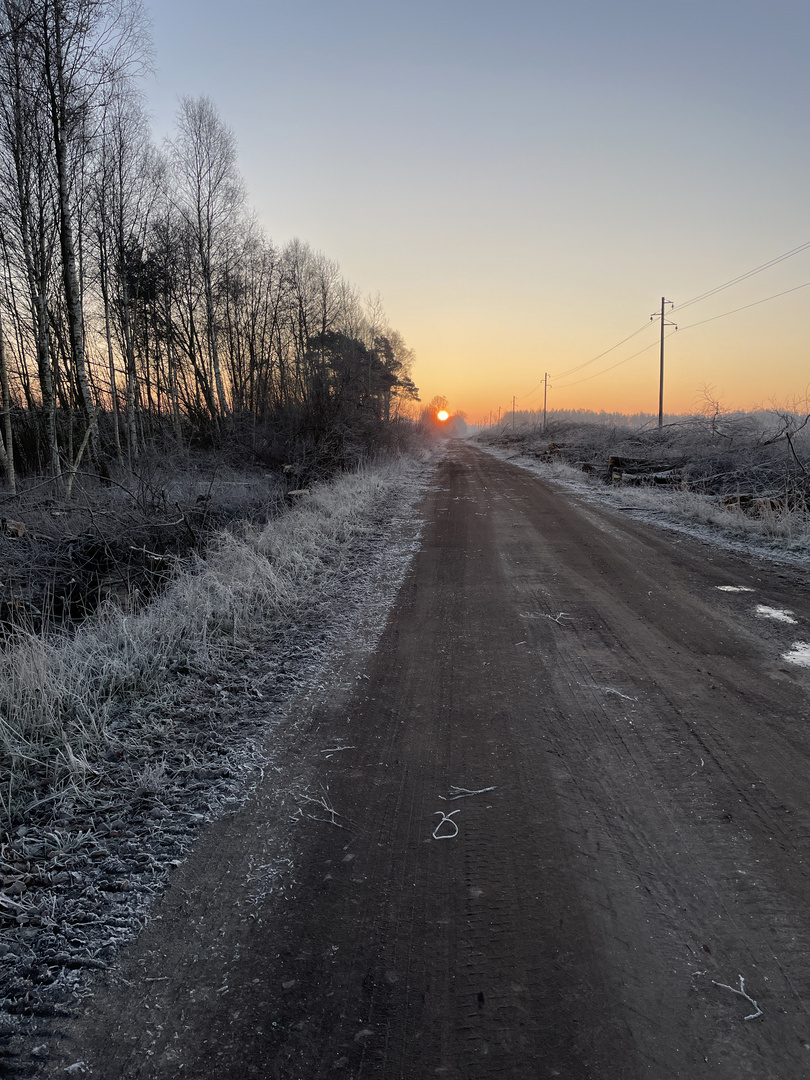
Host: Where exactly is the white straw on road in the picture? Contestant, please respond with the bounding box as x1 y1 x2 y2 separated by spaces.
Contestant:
444 786 496 800
433 810 461 839
299 788 344 828
586 685 638 702
520 611 572 623
712 975 763 1020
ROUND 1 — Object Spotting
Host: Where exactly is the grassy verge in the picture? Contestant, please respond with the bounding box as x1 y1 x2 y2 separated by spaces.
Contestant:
0 454 428 832
0 450 430 1033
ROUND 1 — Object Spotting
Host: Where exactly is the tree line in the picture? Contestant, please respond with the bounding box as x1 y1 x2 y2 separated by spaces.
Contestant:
0 0 420 494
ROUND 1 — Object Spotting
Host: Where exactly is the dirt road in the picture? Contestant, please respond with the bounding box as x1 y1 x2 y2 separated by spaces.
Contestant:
43 442 810 1078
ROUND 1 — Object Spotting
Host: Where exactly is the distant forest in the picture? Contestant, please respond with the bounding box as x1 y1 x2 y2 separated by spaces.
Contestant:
0 0 420 493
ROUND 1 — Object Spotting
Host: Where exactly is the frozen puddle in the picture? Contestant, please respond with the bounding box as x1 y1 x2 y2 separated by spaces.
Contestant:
716 585 755 592
783 642 810 667
756 604 797 624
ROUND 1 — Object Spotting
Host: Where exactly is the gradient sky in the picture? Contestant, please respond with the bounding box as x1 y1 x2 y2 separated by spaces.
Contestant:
142 0 810 422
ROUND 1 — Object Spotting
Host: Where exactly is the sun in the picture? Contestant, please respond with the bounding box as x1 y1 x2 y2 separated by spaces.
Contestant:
437 410 449 422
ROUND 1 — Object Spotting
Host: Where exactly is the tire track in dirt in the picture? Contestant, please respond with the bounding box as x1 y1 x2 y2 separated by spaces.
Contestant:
41 442 810 1078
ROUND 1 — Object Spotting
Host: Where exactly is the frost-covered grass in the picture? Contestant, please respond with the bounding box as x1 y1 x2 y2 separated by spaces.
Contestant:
481 411 810 500
0 453 293 639
479 413 810 556
0 456 426 828
606 479 810 548
484 445 810 555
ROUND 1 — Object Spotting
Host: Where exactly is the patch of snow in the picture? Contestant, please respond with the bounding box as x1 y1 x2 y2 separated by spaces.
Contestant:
716 585 755 593
755 605 797 624
783 642 810 667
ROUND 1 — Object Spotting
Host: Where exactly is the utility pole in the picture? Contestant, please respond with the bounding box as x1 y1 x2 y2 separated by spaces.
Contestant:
542 372 549 433
497 406 501 426
651 297 677 429
512 395 516 428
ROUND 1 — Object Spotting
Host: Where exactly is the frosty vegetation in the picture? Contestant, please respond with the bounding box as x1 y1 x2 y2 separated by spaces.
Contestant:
0 452 429 1032
0 455 426 832
480 408 810 552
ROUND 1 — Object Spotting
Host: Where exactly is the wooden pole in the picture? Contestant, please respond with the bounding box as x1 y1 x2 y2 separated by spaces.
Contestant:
658 296 665 430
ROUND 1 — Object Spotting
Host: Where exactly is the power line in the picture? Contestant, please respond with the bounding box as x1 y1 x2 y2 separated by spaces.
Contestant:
522 240 810 403
520 320 653 402
520 378 545 401
547 239 810 392
555 279 810 391
671 240 810 314
550 321 652 382
554 336 669 389
676 280 810 330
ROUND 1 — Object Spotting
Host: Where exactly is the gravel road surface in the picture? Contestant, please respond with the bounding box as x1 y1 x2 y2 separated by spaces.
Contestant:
43 442 810 1078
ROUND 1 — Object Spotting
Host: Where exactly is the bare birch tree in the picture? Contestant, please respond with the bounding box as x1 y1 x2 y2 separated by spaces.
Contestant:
0 306 14 491
90 76 161 464
169 95 245 421
0 0 62 474
39 0 144 435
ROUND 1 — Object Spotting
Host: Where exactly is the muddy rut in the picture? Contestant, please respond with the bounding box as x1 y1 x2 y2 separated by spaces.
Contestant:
42 443 810 1078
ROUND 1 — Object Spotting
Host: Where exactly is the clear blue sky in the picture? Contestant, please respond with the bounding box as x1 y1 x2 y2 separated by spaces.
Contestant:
143 0 810 419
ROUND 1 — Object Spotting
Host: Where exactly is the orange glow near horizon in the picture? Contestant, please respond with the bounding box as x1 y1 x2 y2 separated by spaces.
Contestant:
392 250 810 426
409 293 810 425
437 410 449 422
